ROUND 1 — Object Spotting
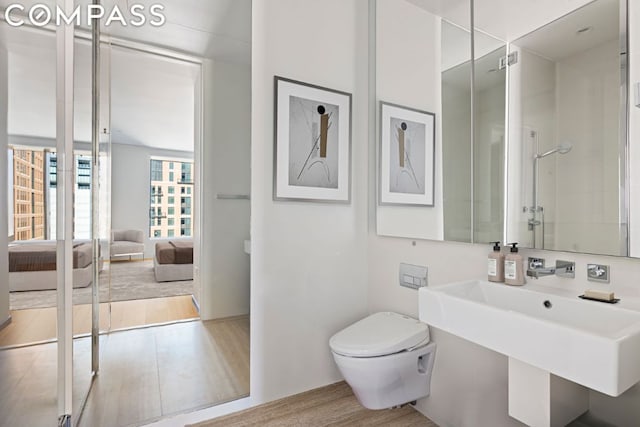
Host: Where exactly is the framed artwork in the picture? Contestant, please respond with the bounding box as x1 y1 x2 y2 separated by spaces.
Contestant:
273 76 352 202
379 102 435 206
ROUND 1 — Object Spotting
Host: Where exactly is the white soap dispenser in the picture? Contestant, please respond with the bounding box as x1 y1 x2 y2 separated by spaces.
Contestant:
488 241 505 283
504 243 525 286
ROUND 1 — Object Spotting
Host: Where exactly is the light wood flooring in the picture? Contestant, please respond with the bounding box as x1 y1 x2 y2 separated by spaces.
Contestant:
0 317 249 427
191 382 438 427
78 317 250 427
0 295 199 348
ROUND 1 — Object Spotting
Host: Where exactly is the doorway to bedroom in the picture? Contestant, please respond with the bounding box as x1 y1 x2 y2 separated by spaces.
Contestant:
0 34 202 349
103 44 201 333
1 1 251 425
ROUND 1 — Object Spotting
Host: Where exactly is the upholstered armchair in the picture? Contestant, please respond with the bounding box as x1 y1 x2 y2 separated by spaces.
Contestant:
110 229 145 260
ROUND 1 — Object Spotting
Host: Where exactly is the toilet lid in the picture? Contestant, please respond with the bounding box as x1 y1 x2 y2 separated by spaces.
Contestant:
329 312 429 357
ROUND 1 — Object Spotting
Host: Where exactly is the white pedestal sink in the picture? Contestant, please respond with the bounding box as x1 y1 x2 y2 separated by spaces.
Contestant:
419 280 640 426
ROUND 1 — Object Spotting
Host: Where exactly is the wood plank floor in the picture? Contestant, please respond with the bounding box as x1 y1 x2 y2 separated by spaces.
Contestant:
0 295 199 347
0 317 249 427
78 317 250 427
0 336 95 427
190 382 438 427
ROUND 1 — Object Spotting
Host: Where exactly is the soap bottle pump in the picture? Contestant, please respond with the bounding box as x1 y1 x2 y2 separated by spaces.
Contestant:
504 243 525 286
488 241 505 283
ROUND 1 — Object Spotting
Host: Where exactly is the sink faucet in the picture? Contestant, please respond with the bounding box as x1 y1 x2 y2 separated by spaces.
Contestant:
527 260 575 279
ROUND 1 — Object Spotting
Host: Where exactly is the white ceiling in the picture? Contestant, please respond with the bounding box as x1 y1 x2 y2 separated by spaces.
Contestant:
512 0 619 61
441 20 505 72
2 24 200 152
110 46 199 151
0 0 252 62
0 1 251 152
473 0 598 42
407 0 470 30
411 0 601 42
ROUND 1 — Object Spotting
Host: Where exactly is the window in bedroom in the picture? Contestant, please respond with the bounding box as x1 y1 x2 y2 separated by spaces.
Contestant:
180 163 192 184
150 159 163 181
149 157 193 238
8 148 91 241
180 217 191 237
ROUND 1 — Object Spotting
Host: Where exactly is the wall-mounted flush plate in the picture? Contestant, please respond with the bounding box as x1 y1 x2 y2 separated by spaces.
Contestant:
399 263 428 290
587 264 610 283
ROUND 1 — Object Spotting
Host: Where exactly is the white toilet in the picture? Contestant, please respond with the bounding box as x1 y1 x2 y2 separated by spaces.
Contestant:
329 311 436 410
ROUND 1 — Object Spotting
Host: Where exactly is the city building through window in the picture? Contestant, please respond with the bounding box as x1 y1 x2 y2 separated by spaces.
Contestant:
149 158 193 238
8 148 91 241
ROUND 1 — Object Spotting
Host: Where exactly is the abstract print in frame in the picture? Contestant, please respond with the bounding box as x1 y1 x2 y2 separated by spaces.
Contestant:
274 76 351 202
379 101 435 206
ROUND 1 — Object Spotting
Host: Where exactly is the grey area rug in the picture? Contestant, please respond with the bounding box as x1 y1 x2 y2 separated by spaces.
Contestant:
10 260 193 310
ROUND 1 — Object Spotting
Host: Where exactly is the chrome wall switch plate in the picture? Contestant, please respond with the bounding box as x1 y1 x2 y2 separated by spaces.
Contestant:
528 257 545 270
399 263 428 290
556 260 575 278
587 264 610 283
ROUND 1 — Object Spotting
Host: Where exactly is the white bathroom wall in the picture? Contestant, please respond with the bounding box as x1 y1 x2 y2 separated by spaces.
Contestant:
250 0 370 403
375 0 444 240
591 0 640 422
368 236 640 426
368 238 524 427
369 1 640 426
473 65 505 243
372 4 524 426
628 0 640 258
110 143 194 257
199 59 251 320
554 40 621 255
240 0 640 423
442 74 472 242
0 44 9 327
506 48 557 249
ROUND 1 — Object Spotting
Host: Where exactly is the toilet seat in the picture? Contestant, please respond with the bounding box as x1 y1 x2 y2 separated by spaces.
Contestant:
329 312 429 357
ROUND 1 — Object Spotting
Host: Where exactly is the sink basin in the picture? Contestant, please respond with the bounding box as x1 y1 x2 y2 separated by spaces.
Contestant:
419 280 640 396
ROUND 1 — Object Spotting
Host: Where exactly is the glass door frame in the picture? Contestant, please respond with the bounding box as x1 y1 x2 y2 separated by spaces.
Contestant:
55 0 75 424
53 7 205 422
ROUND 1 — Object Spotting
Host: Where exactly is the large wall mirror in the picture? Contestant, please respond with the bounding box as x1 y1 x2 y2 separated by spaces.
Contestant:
375 0 631 258
375 0 507 243
441 23 506 243
504 0 627 256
